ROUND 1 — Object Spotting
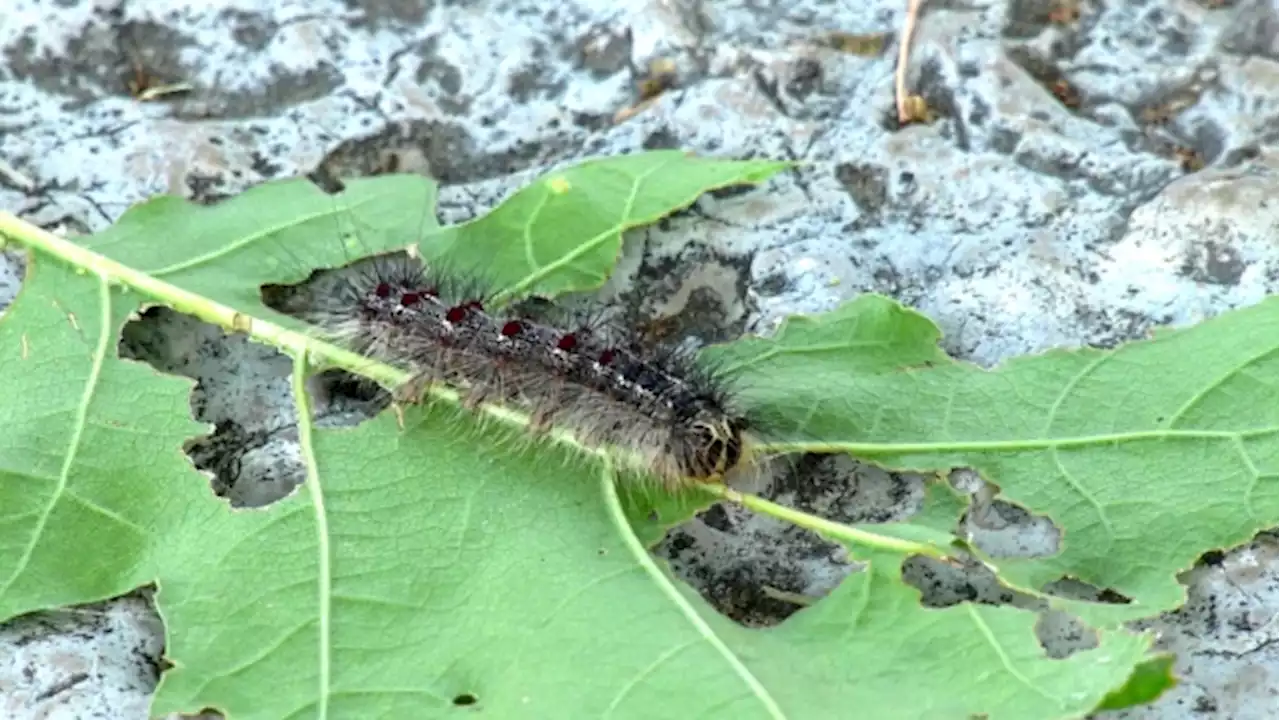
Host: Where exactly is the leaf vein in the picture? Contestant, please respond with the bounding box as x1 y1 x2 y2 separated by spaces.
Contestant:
292 358 332 720
716 340 893 376
147 195 382 277
0 276 112 598
530 566 642 631
770 427 1280 457
1166 346 1280 429
1042 352 1111 438
522 188 552 275
496 159 668 301
600 463 788 720
602 638 702 718
1231 435 1274 526
964 605 1064 706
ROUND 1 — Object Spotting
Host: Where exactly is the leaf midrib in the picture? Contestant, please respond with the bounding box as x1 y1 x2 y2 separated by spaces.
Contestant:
599 463 788 720
776 427 1279 457
0 275 113 598
498 158 667 302
146 193 386 278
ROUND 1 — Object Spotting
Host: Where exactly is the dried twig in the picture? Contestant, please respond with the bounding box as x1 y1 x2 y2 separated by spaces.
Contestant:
0 157 34 191
614 58 679 125
127 58 192 102
895 0 925 124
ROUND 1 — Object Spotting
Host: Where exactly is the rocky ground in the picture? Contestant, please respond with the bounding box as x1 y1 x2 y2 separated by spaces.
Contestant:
1 0 1277 717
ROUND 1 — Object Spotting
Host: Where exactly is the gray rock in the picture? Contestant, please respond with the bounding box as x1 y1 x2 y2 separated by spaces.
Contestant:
1 0 1275 717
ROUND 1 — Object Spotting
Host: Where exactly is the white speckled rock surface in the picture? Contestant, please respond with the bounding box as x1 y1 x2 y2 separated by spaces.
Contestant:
1 0 1276 717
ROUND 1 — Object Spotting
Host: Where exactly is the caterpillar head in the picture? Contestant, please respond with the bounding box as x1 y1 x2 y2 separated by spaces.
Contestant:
679 413 750 480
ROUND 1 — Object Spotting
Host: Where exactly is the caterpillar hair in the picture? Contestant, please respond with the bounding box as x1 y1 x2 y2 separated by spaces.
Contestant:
265 246 759 491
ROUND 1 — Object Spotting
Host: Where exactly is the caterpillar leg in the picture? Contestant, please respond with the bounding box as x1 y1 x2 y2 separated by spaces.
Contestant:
389 370 442 430
460 365 507 411
525 379 568 436
391 372 434 406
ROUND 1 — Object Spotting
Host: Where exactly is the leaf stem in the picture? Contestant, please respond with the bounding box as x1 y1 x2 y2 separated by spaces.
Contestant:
1 210 958 564
0 211 405 388
290 355 331 720
0 212 704 482
698 483 949 559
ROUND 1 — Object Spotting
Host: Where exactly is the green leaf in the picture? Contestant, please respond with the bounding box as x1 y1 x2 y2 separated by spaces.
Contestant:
1092 653 1177 711
713 294 1280 623
77 174 439 330
420 150 792 301
620 482 715 548
765 548 1152 719
150 405 1152 720
1 151 1269 719
0 256 212 615
0 260 1152 719
910 477 970 535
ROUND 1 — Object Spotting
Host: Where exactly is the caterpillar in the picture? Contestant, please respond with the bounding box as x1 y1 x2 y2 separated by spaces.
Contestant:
263 244 759 491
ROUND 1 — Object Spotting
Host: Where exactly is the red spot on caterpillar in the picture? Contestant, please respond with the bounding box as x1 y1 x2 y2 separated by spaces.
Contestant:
276 246 753 489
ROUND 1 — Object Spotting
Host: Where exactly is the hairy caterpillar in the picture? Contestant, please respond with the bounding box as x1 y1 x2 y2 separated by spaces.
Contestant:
264 242 760 491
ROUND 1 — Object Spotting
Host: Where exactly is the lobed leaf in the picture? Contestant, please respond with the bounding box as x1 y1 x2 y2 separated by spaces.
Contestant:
0 257 210 617
3 152 1269 718
421 150 792 301
711 295 1280 623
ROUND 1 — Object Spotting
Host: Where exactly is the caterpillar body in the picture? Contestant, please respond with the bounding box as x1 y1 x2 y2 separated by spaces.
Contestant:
267 247 757 491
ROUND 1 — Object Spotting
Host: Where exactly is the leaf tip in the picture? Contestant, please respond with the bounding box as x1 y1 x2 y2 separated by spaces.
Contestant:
1093 652 1178 711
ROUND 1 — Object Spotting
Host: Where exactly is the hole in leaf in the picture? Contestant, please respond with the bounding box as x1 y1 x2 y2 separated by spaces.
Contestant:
769 454 926 523
305 169 346 195
0 248 30 319
452 693 478 706
1042 576 1134 605
1197 548 1226 567
1035 609 1101 659
961 497 1063 559
120 305 390 508
900 555 1028 609
260 250 423 319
